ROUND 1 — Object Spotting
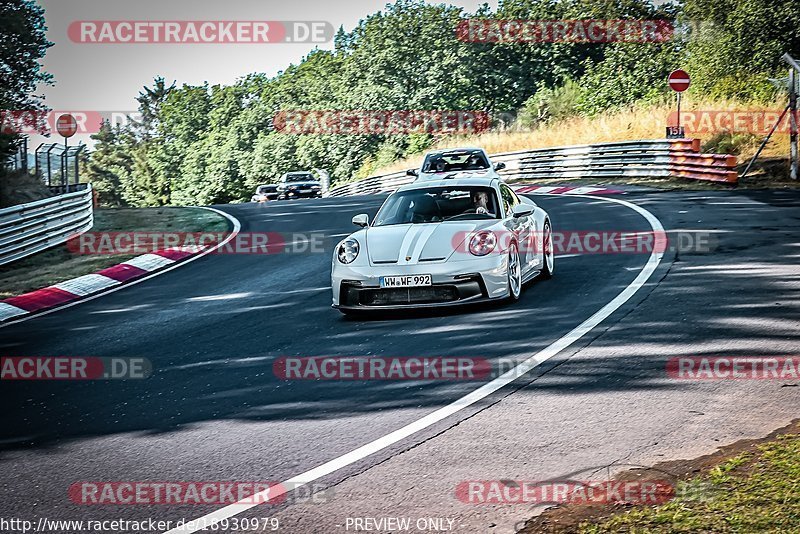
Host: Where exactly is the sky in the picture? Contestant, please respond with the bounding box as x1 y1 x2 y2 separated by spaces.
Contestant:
31 0 499 150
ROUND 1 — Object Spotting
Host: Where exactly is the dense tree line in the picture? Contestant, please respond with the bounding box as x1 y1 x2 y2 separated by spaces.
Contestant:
80 0 800 206
0 0 51 174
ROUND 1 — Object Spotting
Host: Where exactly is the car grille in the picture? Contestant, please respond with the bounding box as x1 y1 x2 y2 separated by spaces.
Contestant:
359 286 459 306
338 276 485 308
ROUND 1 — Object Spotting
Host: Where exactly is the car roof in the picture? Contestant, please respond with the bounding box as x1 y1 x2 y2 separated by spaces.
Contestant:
422 147 487 157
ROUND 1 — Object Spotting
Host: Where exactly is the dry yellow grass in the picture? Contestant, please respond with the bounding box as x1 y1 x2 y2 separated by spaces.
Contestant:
372 98 792 176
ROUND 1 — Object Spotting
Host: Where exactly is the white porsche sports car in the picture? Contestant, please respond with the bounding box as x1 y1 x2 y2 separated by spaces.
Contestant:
331 148 554 313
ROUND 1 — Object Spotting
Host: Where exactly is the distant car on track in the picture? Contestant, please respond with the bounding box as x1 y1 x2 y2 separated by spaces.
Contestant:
251 184 279 202
276 171 323 200
331 148 553 314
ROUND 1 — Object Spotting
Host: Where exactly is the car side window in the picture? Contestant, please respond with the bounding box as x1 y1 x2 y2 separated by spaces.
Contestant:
499 184 518 216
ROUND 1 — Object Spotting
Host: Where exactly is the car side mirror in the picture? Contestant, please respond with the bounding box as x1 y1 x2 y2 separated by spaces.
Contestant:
511 204 533 218
352 214 369 227
493 162 506 171
406 168 419 177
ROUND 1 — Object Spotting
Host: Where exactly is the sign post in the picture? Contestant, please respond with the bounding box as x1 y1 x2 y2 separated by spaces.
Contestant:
56 114 78 190
782 54 800 180
667 69 691 138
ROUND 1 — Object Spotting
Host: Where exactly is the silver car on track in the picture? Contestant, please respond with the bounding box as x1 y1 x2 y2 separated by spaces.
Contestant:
331 148 554 314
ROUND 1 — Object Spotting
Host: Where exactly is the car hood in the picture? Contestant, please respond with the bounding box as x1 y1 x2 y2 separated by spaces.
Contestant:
416 168 498 181
365 221 496 264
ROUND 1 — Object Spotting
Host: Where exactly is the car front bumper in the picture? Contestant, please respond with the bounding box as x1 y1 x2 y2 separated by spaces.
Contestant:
279 189 322 199
331 254 510 310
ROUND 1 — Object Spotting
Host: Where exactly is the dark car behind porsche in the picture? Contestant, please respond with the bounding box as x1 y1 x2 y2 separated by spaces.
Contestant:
277 172 323 200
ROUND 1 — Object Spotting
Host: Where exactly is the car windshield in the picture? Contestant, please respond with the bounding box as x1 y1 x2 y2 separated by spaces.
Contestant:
286 173 315 182
421 150 490 174
257 185 274 193
372 186 500 226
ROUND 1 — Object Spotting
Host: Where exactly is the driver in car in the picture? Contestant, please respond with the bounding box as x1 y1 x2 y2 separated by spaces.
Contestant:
471 191 490 214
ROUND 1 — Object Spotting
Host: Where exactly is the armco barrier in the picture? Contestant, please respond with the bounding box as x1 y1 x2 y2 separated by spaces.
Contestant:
0 184 93 266
326 139 737 197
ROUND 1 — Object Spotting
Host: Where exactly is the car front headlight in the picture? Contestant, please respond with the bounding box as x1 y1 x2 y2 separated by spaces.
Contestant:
468 231 496 256
337 238 360 264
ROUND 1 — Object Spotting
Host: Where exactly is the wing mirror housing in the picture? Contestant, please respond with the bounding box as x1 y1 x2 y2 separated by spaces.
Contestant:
406 168 419 177
352 214 369 227
493 161 506 171
511 204 534 218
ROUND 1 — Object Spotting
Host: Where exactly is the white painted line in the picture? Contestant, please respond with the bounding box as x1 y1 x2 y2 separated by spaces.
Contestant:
123 253 176 272
0 303 28 322
0 207 241 328
187 292 252 302
52 274 120 297
164 194 666 534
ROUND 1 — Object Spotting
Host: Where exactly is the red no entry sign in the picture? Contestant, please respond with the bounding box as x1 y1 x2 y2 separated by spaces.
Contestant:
56 114 78 138
668 70 691 92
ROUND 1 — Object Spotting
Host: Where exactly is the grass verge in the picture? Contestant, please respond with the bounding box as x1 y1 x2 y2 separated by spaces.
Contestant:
0 206 230 299
520 420 800 533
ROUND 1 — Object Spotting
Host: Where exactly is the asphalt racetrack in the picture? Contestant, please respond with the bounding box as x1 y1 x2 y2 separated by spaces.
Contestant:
1 190 798 533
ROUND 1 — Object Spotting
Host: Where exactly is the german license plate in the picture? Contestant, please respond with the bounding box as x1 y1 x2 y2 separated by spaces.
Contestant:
380 274 432 288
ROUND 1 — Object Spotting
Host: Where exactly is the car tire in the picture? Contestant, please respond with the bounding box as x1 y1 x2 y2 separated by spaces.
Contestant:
507 242 522 301
539 219 554 280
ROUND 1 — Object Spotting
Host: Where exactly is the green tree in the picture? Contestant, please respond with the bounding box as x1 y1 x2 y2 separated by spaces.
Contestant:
682 0 800 100
135 76 176 140
84 122 131 206
0 0 52 165
576 41 682 115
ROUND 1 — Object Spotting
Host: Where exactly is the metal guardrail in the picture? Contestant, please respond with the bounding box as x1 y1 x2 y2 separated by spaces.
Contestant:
327 139 737 197
0 184 93 266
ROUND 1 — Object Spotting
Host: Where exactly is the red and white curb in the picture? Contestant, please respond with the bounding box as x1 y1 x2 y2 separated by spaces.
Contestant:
0 207 240 325
512 185 623 195
0 247 205 322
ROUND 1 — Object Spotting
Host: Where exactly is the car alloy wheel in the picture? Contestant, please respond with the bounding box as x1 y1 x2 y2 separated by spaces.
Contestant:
540 220 554 279
508 242 522 300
